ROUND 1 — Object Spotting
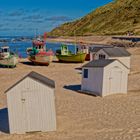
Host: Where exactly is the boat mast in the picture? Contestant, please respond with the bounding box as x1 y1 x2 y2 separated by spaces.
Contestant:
74 30 77 54
44 32 47 42
35 28 38 39
43 32 47 51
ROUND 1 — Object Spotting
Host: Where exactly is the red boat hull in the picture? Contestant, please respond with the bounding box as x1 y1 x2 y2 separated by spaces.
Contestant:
85 54 90 61
28 57 50 66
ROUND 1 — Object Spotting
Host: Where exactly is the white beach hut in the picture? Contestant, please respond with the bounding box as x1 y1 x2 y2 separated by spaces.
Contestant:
89 45 112 61
94 47 131 69
81 59 129 97
5 71 56 134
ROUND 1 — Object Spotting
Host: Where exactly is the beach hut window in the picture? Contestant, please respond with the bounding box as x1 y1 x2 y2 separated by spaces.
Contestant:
99 54 106 59
84 69 88 78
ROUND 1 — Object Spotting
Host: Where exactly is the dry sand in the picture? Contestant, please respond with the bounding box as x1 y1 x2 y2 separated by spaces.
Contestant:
47 36 113 45
0 48 140 140
47 35 140 46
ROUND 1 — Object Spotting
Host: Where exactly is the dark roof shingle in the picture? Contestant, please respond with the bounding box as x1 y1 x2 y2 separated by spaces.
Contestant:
5 71 55 93
28 71 55 88
82 59 116 68
102 47 131 57
89 45 112 53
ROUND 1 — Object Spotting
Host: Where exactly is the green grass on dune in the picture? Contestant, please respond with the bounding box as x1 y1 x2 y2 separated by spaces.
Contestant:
48 0 140 36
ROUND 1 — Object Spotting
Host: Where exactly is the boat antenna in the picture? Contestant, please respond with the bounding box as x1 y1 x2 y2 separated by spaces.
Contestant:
35 28 38 38
44 32 47 42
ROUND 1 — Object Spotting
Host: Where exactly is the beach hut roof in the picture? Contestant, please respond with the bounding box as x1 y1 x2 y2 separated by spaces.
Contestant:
83 59 129 69
5 71 55 93
89 46 112 53
83 59 116 68
102 47 131 57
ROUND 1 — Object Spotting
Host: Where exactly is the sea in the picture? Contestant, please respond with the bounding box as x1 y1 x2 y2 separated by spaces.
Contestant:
0 36 76 58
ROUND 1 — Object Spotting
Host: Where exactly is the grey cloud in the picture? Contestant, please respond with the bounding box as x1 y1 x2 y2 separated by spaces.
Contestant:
22 14 45 23
23 14 44 20
45 16 73 21
13 28 34 31
0 23 10 29
0 10 3 15
23 19 44 23
31 8 41 13
17 24 23 27
8 9 25 17
0 28 34 31
3 18 19 22
0 23 5 27
0 28 12 31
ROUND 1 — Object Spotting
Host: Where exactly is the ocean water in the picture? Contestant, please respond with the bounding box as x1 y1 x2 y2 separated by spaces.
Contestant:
0 36 76 58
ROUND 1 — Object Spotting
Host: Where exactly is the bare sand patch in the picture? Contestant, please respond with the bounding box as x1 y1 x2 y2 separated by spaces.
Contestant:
0 48 140 140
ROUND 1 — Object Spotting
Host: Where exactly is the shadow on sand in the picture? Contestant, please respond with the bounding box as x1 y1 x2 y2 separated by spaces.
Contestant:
52 60 81 64
75 67 82 74
0 108 10 133
20 61 48 66
20 61 38 66
64 85 81 91
0 65 16 68
52 60 61 63
63 85 96 97
75 67 82 71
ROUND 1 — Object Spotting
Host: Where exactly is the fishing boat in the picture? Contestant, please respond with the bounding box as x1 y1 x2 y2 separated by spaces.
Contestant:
0 46 18 67
27 33 54 66
28 50 54 66
56 44 86 63
77 42 90 61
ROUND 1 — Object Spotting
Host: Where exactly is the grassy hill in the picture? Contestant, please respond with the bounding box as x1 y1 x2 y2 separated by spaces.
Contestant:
48 0 140 36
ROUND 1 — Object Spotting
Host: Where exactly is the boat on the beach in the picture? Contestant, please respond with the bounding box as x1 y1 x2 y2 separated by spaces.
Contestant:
0 46 18 67
28 50 54 66
27 34 54 66
56 44 86 63
77 42 90 61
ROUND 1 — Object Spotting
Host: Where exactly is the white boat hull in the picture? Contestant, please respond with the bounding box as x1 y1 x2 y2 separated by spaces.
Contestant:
0 56 18 67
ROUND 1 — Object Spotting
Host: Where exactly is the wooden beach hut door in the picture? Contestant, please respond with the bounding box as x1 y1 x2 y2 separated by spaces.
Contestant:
109 67 122 94
21 90 41 133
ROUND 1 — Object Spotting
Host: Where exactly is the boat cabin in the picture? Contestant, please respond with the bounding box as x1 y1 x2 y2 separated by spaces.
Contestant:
61 45 69 55
33 45 45 51
77 43 89 54
0 46 10 59
32 37 46 52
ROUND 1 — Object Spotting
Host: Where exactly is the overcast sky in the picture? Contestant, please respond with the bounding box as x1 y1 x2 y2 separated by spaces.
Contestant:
0 0 113 36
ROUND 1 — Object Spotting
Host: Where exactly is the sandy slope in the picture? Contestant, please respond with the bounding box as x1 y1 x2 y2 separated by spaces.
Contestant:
47 36 113 45
0 48 140 140
47 36 140 46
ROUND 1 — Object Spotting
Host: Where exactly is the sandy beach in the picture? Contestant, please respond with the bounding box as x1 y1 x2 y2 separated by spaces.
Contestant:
47 36 140 45
0 48 140 140
47 36 113 45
